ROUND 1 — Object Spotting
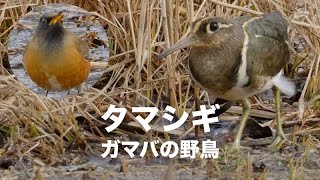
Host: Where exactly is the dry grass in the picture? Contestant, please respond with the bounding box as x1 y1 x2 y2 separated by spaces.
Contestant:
0 0 320 175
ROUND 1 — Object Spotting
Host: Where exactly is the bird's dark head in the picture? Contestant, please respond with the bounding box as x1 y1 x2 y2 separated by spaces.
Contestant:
157 17 234 59
35 11 65 52
37 11 64 31
191 17 233 46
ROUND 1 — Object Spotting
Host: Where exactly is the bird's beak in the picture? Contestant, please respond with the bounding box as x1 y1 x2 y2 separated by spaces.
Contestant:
49 11 64 25
157 34 198 60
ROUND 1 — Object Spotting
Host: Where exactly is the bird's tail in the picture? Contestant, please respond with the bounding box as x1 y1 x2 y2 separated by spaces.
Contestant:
272 75 296 96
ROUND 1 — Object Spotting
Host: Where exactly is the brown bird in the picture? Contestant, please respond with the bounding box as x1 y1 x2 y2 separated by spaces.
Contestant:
158 11 295 151
23 11 90 95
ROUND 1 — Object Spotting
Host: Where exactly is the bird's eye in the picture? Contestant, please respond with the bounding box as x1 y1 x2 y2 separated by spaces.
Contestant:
209 22 219 32
40 18 47 24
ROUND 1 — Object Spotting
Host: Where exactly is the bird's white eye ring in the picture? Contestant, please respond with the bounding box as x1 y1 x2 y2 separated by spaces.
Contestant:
206 22 233 34
206 22 219 34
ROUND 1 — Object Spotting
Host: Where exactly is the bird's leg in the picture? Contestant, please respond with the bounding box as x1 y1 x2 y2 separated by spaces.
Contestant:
45 90 49 97
231 98 251 152
77 84 84 94
269 86 287 150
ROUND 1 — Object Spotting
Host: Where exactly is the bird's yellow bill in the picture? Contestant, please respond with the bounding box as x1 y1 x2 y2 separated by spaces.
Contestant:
157 35 198 60
49 11 64 25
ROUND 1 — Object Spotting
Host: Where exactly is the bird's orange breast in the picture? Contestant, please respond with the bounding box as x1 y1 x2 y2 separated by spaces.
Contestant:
23 38 90 91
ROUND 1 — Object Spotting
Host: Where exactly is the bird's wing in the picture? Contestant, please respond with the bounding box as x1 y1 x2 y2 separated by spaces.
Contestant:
65 31 89 57
76 37 89 57
244 11 290 84
247 11 289 42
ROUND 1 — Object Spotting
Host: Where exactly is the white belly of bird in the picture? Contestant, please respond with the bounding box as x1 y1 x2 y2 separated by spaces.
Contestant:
223 78 274 101
46 74 63 91
222 70 295 101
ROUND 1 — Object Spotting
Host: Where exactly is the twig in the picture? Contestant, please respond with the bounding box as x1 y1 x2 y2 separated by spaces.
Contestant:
226 106 276 119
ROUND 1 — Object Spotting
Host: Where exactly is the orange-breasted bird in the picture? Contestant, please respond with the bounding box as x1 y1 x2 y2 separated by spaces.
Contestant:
23 11 90 95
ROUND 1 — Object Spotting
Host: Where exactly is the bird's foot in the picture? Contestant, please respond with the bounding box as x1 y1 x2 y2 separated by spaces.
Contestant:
268 131 287 151
77 84 84 95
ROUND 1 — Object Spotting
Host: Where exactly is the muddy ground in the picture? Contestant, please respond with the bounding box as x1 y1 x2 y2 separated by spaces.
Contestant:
1 137 320 180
